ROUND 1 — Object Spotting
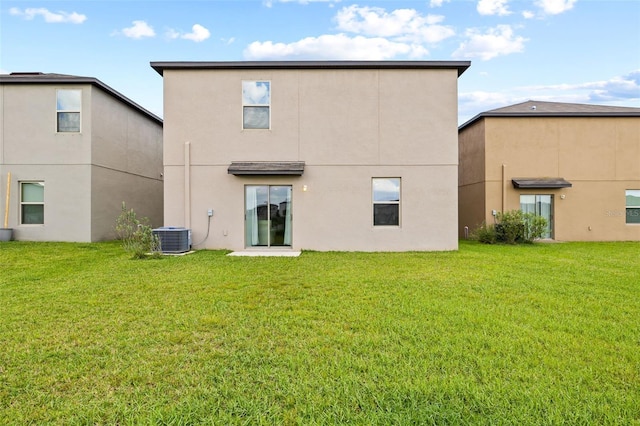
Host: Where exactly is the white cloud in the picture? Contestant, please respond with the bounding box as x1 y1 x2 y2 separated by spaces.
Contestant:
477 0 511 16
9 7 86 24
335 5 454 44
243 5 457 60
535 0 577 15
121 20 156 39
522 10 535 19
181 24 211 42
243 33 427 60
263 0 341 6
429 0 450 7
452 25 526 61
166 29 180 40
166 24 211 42
459 90 520 121
459 70 640 124
521 70 640 102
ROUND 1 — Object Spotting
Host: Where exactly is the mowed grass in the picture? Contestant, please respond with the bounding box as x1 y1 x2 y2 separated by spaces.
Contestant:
0 241 639 425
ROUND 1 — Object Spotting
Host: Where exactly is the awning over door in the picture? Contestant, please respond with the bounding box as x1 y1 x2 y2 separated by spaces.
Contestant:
228 161 305 176
511 178 572 189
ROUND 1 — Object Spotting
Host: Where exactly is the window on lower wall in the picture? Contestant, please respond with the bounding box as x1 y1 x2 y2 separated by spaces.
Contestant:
373 178 400 226
56 89 81 132
626 190 640 224
20 182 45 225
242 81 270 129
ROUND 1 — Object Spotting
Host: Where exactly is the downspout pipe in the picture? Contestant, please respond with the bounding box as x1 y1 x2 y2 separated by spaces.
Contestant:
184 141 191 229
502 163 506 213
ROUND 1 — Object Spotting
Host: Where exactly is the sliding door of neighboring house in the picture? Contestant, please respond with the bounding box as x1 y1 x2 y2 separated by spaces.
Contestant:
520 194 553 239
245 185 292 248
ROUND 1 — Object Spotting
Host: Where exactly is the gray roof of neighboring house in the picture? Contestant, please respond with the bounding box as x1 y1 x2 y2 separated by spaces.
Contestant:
150 60 471 77
0 72 162 125
460 100 640 131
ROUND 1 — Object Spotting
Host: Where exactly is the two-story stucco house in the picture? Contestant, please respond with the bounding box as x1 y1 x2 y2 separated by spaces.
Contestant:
151 61 470 252
458 100 640 241
0 72 163 242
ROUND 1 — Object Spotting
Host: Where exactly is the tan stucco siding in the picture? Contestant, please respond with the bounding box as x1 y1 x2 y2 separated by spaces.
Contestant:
91 88 163 180
458 120 486 187
7 165 92 242
458 181 486 237
378 70 459 165
484 117 639 181
0 82 163 242
91 165 164 241
466 116 640 241
162 67 460 251
172 164 458 252
1 84 91 165
90 88 164 240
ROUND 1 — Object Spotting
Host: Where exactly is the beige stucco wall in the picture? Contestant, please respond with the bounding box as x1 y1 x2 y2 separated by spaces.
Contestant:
0 82 163 242
162 67 460 251
459 116 640 241
91 88 164 240
458 119 486 237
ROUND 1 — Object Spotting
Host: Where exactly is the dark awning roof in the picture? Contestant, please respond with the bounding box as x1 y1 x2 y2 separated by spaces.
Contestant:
228 161 305 176
512 178 572 189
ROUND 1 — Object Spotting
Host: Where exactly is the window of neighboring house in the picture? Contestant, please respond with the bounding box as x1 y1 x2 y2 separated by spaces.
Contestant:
373 178 400 226
242 81 270 129
56 89 81 132
626 190 640 224
20 182 44 225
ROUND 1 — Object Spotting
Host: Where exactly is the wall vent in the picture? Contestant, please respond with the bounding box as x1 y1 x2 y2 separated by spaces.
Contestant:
152 227 191 253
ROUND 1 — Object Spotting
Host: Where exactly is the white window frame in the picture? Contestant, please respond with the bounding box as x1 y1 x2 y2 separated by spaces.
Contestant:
20 181 45 225
56 89 82 133
372 177 401 227
242 81 271 130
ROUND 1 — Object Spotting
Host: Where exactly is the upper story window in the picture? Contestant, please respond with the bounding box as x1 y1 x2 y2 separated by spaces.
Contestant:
242 81 270 129
626 190 640 224
373 178 401 226
20 181 45 225
56 89 81 132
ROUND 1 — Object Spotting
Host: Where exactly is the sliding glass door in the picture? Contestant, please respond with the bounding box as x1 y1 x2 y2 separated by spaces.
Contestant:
520 194 553 239
245 185 292 247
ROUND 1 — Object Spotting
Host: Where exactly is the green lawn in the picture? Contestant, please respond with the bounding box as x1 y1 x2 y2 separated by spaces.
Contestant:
1 241 639 425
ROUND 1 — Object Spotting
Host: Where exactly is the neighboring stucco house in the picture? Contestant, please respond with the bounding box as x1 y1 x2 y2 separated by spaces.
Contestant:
458 100 640 241
0 72 163 242
151 60 470 252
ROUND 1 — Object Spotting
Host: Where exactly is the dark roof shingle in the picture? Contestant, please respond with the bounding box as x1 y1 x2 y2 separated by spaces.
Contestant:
460 100 640 130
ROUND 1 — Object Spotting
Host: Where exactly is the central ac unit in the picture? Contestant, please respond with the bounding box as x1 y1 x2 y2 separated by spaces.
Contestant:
152 227 191 253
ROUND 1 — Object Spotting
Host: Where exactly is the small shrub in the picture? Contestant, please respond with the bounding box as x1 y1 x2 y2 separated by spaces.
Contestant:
115 202 161 259
496 210 526 244
523 214 548 242
476 210 548 245
472 222 497 244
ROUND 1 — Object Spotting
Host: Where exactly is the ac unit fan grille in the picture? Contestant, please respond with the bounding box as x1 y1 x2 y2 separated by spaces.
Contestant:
153 228 191 253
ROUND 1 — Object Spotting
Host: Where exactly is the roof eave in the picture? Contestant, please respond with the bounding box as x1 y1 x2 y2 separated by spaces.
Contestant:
150 60 471 77
459 111 640 132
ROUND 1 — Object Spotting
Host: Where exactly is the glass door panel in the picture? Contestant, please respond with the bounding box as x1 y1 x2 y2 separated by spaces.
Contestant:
520 194 553 239
245 185 292 248
537 195 552 238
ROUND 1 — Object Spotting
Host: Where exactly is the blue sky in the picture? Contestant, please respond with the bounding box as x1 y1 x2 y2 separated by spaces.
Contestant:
2 0 639 124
